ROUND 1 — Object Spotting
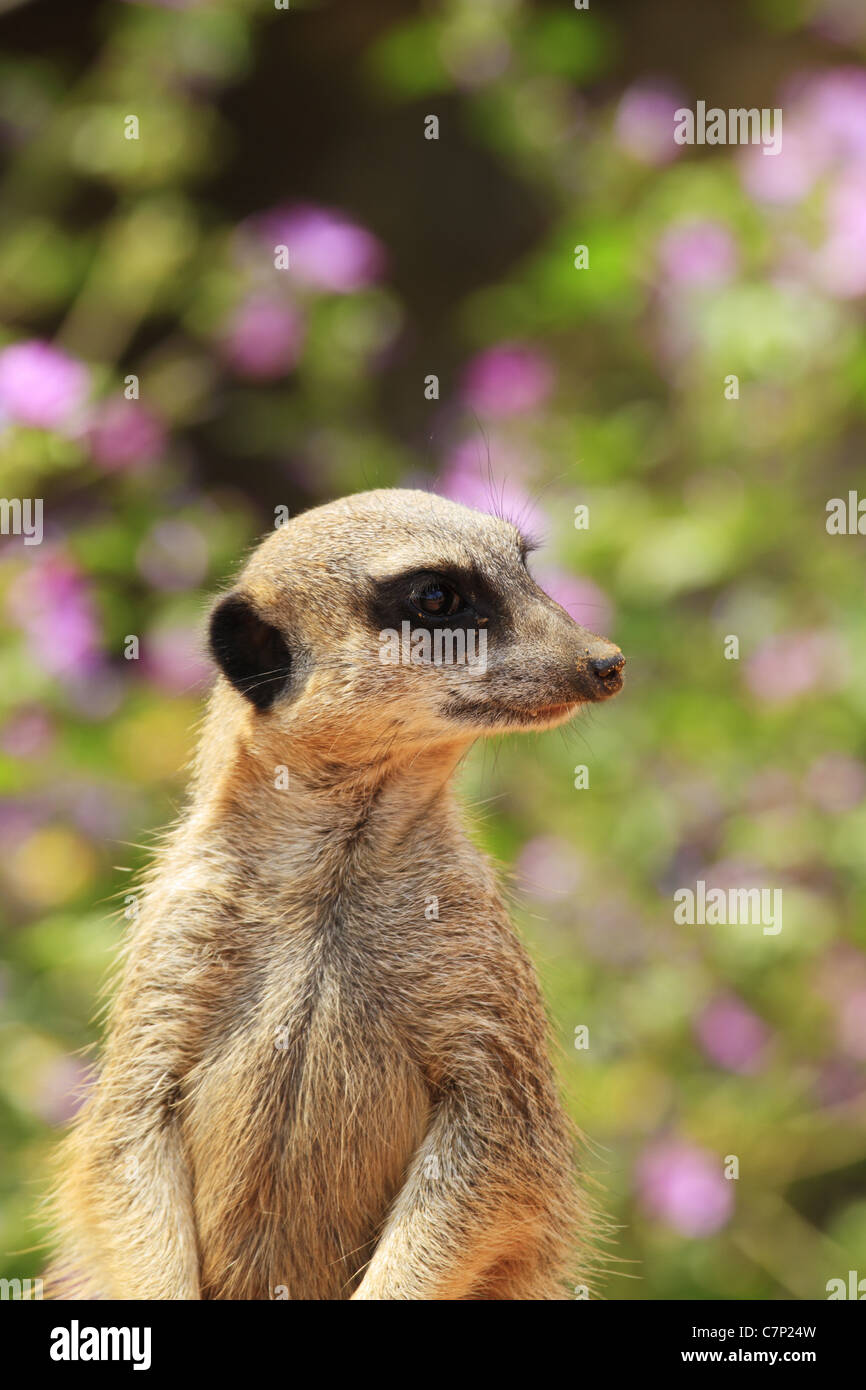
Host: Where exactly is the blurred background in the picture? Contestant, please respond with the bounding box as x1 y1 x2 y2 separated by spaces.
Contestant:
1 0 865 1300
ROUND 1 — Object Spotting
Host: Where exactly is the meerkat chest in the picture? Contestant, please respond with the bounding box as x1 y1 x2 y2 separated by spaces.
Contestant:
182 905 432 1297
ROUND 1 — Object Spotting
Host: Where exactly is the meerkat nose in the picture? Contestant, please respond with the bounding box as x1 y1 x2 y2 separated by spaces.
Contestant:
590 648 625 678
581 640 625 697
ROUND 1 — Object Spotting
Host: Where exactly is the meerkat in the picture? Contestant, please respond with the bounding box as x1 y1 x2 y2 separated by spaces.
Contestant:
50 487 624 1301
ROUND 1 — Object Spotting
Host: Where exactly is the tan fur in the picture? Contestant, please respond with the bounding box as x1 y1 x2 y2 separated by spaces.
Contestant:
49 488 624 1300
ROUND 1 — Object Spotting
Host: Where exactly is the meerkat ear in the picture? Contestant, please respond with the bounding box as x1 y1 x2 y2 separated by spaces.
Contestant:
208 591 292 711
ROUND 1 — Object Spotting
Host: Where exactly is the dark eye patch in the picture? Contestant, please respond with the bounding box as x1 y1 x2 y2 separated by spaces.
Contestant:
365 563 504 634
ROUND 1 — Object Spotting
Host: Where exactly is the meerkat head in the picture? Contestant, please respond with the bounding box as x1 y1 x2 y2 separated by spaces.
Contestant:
208 489 623 764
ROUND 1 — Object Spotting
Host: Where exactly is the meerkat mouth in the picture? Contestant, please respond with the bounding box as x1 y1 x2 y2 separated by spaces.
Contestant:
442 696 583 728
524 702 581 720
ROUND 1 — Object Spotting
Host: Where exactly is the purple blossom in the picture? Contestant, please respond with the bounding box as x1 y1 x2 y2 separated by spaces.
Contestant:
838 987 866 1060
435 441 547 533
462 343 555 417
746 767 798 813
534 567 614 635
814 173 866 298
805 753 866 813
0 340 89 431
814 946 866 1061
63 782 134 840
615 81 686 166
0 799 47 847
35 1056 95 1127
141 622 212 695
0 706 54 759
739 122 823 205
802 67 866 165
815 945 866 1004
814 1059 866 1107
7 554 102 680
66 668 126 721
88 399 166 471
515 835 583 901
745 630 848 704
221 295 305 379
739 68 866 206
695 994 771 1075
257 204 385 293
636 1139 734 1238
657 221 739 288
580 893 652 967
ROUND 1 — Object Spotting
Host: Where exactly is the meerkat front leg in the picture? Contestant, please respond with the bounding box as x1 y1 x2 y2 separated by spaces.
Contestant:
352 1083 578 1301
53 976 202 1299
55 1109 200 1300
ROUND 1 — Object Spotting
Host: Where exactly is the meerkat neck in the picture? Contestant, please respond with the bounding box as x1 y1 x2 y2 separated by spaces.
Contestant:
181 689 472 888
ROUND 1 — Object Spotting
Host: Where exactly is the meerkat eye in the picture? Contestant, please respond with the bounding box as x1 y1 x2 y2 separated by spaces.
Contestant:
415 579 462 618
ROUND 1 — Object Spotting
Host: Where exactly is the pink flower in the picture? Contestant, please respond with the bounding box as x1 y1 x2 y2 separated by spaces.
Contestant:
0 340 89 430
838 988 866 1060
636 1139 734 1237
462 343 555 417
739 68 866 207
64 782 134 840
739 121 824 206
221 295 305 379
658 220 739 287
435 440 547 533
534 568 614 634
258 204 385 292
745 630 848 704
746 767 797 812
141 622 212 695
88 399 166 471
805 754 866 813
814 946 866 1060
35 1056 95 1127
515 836 582 901
615 81 685 166
814 1059 866 1107
814 174 866 298
802 67 866 165
814 945 866 1003
7 554 102 679
0 706 54 759
695 994 771 1075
